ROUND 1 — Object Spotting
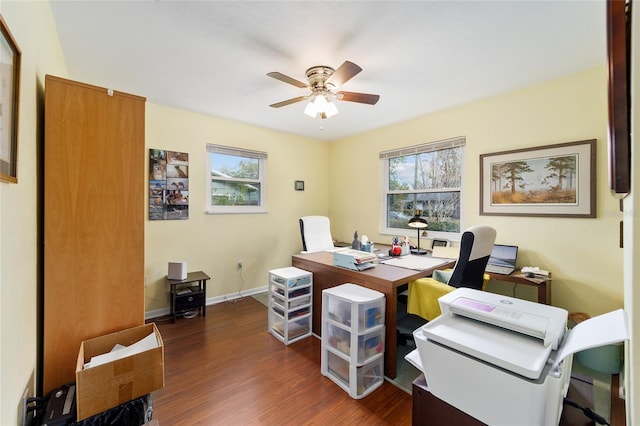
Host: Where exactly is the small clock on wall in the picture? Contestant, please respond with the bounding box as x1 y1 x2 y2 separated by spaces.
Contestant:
295 180 305 191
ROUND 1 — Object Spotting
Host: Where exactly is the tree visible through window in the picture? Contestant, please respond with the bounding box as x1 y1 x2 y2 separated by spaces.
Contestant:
206 145 267 213
381 137 464 236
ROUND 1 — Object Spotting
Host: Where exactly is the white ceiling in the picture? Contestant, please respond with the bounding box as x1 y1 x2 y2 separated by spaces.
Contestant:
49 0 606 142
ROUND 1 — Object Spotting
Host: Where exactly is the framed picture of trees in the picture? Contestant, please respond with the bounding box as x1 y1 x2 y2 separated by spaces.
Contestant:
480 139 596 218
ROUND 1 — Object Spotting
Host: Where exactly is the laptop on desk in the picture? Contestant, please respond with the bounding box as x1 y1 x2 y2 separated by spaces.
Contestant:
485 244 518 275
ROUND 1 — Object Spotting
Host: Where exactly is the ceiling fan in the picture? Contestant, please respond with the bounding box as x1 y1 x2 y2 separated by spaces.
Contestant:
267 61 380 119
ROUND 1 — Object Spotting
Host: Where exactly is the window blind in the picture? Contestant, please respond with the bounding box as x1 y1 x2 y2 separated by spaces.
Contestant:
379 136 465 159
207 144 268 159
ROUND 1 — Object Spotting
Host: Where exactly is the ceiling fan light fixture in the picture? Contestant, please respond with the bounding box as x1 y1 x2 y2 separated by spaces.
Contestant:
304 93 338 119
268 61 376 122
304 99 317 117
323 99 338 118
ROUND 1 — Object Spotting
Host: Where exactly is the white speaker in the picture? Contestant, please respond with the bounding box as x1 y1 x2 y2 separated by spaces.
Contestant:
168 261 187 280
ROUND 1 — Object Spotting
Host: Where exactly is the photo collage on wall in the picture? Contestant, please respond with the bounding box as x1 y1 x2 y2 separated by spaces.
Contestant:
149 149 189 220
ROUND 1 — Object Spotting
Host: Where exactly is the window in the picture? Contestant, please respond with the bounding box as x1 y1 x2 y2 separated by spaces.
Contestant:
206 144 267 213
380 136 465 238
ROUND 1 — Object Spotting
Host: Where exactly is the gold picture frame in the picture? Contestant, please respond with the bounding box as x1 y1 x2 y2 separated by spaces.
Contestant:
480 139 596 218
0 15 20 183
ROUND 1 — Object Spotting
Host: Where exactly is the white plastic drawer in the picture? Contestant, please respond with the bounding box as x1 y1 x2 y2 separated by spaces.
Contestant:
326 297 352 326
271 273 311 288
326 324 351 356
271 318 310 340
270 295 284 310
327 351 350 386
288 295 311 309
358 299 385 330
288 305 310 319
357 328 385 364
356 357 384 396
271 305 285 318
288 286 311 298
289 318 311 337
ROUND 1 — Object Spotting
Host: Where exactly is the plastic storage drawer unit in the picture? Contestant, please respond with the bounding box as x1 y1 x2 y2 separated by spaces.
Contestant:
321 283 385 398
268 267 313 344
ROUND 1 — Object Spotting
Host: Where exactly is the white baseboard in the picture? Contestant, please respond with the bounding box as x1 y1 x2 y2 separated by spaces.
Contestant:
145 285 268 320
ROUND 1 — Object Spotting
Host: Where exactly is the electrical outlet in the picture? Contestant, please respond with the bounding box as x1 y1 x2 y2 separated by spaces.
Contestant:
237 260 243 270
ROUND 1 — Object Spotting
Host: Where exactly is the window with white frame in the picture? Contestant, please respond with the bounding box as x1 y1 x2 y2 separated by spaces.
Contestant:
380 136 465 238
206 144 267 213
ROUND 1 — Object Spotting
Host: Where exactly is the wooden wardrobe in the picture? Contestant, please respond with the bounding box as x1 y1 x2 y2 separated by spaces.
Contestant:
43 75 146 393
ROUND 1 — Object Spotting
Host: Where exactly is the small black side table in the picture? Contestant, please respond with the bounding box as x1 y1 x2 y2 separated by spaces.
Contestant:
167 271 210 323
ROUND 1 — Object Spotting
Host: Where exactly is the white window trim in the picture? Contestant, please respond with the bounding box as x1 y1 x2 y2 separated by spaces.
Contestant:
379 136 465 242
206 144 268 214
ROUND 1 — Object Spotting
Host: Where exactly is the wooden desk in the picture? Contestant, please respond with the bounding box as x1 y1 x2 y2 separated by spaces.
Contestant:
412 372 624 426
291 250 454 379
412 374 484 426
486 268 551 304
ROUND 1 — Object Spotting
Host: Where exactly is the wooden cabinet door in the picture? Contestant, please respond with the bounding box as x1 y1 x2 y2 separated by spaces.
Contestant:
43 75 146 393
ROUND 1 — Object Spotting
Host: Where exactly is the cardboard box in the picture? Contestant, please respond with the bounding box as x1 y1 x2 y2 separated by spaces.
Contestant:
75 323 165 420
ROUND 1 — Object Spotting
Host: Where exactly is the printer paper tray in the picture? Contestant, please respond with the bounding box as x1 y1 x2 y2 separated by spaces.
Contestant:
422 314 552 379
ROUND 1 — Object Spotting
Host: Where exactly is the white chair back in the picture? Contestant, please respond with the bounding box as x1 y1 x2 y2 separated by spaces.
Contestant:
299 216 335 252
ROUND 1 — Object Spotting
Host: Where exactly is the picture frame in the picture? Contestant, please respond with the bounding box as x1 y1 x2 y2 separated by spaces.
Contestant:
295 180 305 191
149 149 189 220
480 139 596 218
0 15 21 184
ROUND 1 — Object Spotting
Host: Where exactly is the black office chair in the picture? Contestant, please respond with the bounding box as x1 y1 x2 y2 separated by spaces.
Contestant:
397 225 496 345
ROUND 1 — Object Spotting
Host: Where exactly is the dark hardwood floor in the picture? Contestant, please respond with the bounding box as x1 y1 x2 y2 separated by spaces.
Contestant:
148 296 625 426
149 297 412 425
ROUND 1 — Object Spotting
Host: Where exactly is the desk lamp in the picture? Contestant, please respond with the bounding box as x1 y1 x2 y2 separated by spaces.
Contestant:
408 214 428 255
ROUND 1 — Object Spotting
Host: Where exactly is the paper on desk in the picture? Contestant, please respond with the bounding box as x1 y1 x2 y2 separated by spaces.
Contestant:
381 255 449 271
431 246 460 259
552 309 628 370
325 247 349 253
85 331 158 369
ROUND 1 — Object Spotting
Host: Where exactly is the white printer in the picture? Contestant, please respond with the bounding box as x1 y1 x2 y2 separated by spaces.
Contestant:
410 288 628 426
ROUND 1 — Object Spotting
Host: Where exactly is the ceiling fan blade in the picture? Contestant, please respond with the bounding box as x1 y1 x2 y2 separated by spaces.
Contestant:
267 72 308 88
269 96 308 108
326 61 362 87
336 91 380 105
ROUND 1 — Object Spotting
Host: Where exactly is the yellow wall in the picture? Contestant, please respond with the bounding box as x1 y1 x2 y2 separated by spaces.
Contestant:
0 0 67 423
144 68 623 318
143 103 329 313
329 67 623 317
0 1 636 424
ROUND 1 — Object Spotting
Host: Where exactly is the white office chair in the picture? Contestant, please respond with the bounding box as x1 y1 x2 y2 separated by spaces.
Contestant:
299 216 335 252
